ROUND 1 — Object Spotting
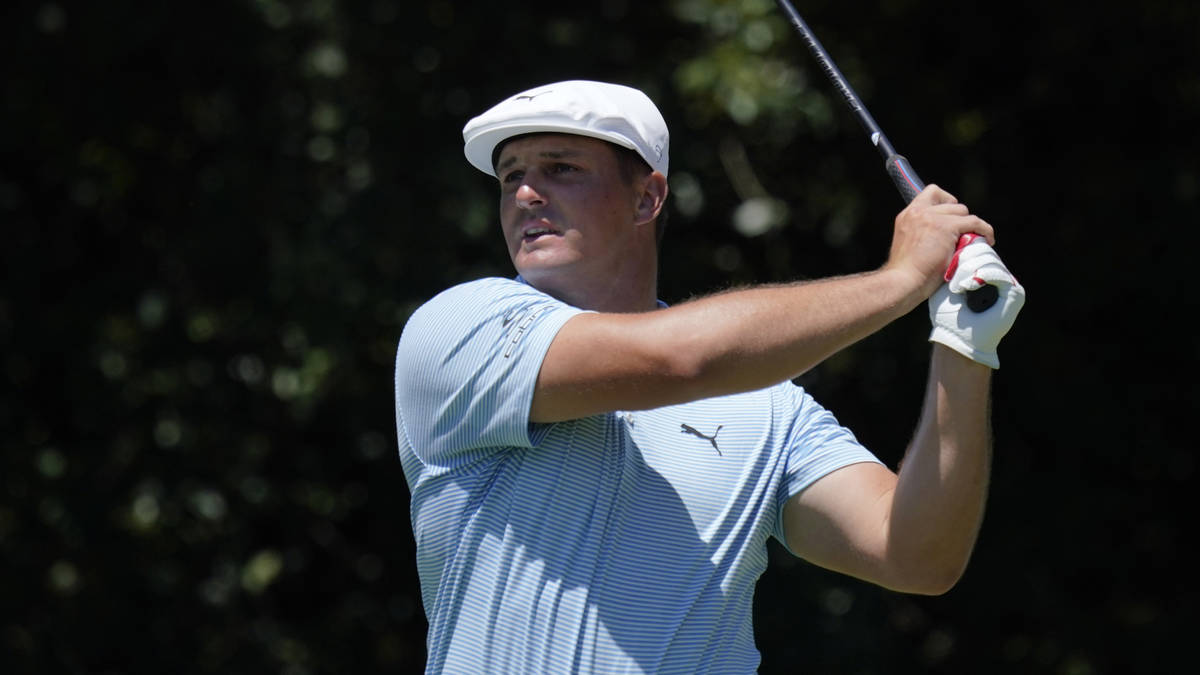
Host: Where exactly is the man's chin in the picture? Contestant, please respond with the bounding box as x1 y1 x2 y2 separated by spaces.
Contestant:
513 262 580 297
514 253 579 281
515 265 562 285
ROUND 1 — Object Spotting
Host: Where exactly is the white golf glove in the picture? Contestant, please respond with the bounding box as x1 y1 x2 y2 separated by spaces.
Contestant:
928 235 1026 369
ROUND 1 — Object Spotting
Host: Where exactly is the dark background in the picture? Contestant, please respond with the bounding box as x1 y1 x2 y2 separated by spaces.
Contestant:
3 0 1196 673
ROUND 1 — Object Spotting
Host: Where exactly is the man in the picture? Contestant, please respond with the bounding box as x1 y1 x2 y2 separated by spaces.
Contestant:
394 80 1025 673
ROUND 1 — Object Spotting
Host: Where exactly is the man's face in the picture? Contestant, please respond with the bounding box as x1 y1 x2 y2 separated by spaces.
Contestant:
495 133 643 289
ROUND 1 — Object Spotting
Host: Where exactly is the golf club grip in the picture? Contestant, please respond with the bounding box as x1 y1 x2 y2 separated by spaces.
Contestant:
886 155 998 312
886 154 925 203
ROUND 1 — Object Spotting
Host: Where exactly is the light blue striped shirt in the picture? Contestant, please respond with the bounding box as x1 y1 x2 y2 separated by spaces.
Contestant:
395 277 882 674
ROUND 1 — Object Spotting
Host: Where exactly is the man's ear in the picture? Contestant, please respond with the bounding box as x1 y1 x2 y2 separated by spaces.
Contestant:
634 171 669 227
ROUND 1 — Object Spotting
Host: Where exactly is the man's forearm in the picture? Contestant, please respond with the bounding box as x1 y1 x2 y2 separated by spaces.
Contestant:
533 267 926 422
887 345 992 593
663 267 926 399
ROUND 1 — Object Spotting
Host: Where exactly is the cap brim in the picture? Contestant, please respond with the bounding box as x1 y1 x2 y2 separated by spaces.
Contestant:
463 122 640 177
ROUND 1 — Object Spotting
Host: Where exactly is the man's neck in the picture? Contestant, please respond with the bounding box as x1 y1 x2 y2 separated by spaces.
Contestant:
521 267 660 313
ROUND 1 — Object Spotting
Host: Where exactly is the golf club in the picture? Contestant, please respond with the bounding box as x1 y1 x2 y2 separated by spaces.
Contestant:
774 0 999 312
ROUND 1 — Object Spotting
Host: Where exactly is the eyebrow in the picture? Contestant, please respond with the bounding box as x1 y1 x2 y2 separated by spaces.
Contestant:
495 148 585 172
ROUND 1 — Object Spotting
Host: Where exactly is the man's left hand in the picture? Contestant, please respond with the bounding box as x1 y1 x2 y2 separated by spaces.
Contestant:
928 235 1026 369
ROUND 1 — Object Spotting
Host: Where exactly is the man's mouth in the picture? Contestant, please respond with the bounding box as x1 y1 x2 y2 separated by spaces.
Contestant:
522 226 559 241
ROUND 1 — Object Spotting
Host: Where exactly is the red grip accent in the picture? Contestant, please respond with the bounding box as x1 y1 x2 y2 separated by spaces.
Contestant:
944 233 982 282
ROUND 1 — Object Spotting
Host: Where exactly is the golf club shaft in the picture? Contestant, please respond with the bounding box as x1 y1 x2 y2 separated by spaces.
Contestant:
775 0 998 311
774 0 925 201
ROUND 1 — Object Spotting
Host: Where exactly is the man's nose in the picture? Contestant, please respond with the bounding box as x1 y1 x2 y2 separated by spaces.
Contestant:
515 183 545 210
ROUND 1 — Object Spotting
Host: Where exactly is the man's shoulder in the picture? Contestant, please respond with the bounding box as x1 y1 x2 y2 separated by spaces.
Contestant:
407 277 545 322
425 276 534 305
399 275 578 355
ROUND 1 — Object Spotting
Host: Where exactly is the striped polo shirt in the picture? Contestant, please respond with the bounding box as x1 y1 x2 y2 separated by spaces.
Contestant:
395 277 881 674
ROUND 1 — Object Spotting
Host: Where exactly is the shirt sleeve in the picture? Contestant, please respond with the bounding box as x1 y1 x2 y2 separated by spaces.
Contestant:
772 382 884 544
395 277 584 471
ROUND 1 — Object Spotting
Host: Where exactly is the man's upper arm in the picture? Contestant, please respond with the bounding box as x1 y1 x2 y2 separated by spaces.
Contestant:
530 311 702 423
395 279 582 463
781 462 901 587
772 384 901 589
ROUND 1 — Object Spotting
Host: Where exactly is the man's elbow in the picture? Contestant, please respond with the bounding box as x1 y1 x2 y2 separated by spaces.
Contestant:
901 568 963 597
886 552 972 596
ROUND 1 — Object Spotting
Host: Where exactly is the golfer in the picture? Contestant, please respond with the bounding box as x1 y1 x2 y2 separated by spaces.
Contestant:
395 80 1025 673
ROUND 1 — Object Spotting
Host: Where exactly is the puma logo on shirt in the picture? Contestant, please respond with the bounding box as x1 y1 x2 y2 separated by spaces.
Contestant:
681 423 724 456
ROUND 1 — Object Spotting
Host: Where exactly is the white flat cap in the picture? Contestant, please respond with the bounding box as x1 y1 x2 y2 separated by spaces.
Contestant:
462 80 670 177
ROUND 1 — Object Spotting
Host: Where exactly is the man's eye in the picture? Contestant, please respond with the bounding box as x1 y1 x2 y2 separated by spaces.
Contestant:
502 170 524 184
551 163 576 173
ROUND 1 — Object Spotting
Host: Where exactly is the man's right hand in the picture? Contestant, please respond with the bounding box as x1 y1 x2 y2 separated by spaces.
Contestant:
884 184 995 299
